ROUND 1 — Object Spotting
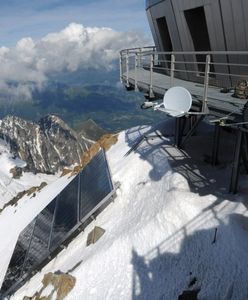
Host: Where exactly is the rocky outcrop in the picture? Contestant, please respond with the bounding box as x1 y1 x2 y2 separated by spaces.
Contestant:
0 182 48 213
23 272 76 300
10 166 23 179
70 133 118 176
77 119 107 141
0 115 92 174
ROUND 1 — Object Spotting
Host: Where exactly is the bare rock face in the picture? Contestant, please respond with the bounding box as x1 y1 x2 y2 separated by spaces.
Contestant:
23 272 76 300
0 115 92 174
77 119 107 141
10 166 23 179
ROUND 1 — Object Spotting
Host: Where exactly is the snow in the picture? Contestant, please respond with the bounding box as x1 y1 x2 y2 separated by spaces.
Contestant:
0 138 58 209
2 120 248 299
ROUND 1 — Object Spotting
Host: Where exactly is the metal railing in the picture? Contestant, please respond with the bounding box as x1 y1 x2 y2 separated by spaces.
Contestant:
120 47 248 106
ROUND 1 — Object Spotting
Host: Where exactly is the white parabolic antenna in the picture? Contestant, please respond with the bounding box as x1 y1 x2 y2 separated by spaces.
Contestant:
163 86 192 117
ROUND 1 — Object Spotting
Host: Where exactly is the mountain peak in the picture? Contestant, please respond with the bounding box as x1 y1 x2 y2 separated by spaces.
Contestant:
0 115 92 174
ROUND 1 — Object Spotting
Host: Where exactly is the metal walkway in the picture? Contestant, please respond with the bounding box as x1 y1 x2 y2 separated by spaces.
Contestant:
120 48 248 120
120 48 248 193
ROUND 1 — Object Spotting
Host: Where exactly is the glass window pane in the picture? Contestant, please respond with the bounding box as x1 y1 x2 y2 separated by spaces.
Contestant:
22 200 56 274
1 219 36 292
79 151 113 219
50 176 79 249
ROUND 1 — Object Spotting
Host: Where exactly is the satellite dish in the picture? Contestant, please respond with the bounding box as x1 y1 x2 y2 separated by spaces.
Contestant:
163 86 192 117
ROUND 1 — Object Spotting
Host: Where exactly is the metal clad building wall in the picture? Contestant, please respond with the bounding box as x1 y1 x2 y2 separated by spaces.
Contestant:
148 0 189 80
1 150 114 296
171 0 229 84
220 0 248 81
146 9 160 50
146 0 234 85
147 0 248 53
220 0 248 50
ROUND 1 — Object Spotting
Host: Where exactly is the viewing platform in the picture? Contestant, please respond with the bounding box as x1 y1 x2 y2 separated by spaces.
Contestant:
120 47 248 121
120 47 248 194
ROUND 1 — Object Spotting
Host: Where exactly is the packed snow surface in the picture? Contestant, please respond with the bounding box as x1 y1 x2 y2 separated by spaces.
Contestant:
3 122 248 300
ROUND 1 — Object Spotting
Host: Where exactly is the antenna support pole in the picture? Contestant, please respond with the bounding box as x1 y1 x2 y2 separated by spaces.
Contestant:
230 129 243 194
134 52 138 91
149 53 155 98
202 54 210 113
170 54 175 87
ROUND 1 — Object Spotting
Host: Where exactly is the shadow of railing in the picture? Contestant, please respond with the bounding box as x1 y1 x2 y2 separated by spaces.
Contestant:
125 120 245 201
131 211 248 300
124 120 175 182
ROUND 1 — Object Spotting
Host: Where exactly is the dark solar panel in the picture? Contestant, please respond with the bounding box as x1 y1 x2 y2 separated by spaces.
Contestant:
50 176 79 250
0 149 115 297
1 219 36 292
79 150 113 219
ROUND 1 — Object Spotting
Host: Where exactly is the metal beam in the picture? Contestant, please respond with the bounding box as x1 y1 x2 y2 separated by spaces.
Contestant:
212 124 221 166
241 133 248 174
174 118 181 148
181 115 205 148
230 130 243 194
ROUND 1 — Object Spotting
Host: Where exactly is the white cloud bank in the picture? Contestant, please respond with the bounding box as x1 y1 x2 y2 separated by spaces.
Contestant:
0 23 149 99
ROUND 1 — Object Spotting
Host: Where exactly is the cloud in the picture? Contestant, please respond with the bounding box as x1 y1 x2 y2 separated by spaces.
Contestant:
0 23 150 100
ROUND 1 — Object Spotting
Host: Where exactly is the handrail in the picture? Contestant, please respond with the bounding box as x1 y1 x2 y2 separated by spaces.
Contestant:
119 46 248 112
120 46 248 56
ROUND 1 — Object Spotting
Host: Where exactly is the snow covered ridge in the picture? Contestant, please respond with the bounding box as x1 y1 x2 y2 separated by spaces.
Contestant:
0 138 58 209
0 114 93 174
7 121 248 300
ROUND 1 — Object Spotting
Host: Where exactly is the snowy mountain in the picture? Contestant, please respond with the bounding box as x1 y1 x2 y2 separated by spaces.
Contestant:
0 138 58 210
2 120 248 300
0 115 93 174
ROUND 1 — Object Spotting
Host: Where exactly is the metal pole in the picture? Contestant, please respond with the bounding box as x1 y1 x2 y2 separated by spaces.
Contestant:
174 118 181 148
119 53 123 84
230 129 243 194
134 52 138 91
202 54 210 113
126 51 130 88
212 124 221 166
149 53 154 98
242 133 248 174
181 115 205 148
170 54 175 87
138 48 142 67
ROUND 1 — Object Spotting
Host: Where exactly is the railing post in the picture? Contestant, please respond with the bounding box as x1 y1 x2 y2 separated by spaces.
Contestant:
170 53 175 87
119 53 123 84
138 48 142 68
149 53 154 98
134 52 138 91
126 50 130 88
202 54 210 113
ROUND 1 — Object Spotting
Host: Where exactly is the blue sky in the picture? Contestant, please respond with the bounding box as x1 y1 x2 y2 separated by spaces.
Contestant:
0 0 150 46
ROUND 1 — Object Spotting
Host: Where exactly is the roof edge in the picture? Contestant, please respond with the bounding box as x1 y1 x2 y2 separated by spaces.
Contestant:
146 0 165 10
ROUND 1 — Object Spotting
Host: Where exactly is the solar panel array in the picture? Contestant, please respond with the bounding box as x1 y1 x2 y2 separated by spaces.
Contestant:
1 150 114 296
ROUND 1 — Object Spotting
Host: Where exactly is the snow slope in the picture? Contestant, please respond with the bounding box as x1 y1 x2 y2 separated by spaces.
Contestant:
6 121 248 300
0 138 58 209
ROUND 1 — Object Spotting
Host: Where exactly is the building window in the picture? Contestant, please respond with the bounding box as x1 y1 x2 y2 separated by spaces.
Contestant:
184 6 214 74
156 17 173 68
